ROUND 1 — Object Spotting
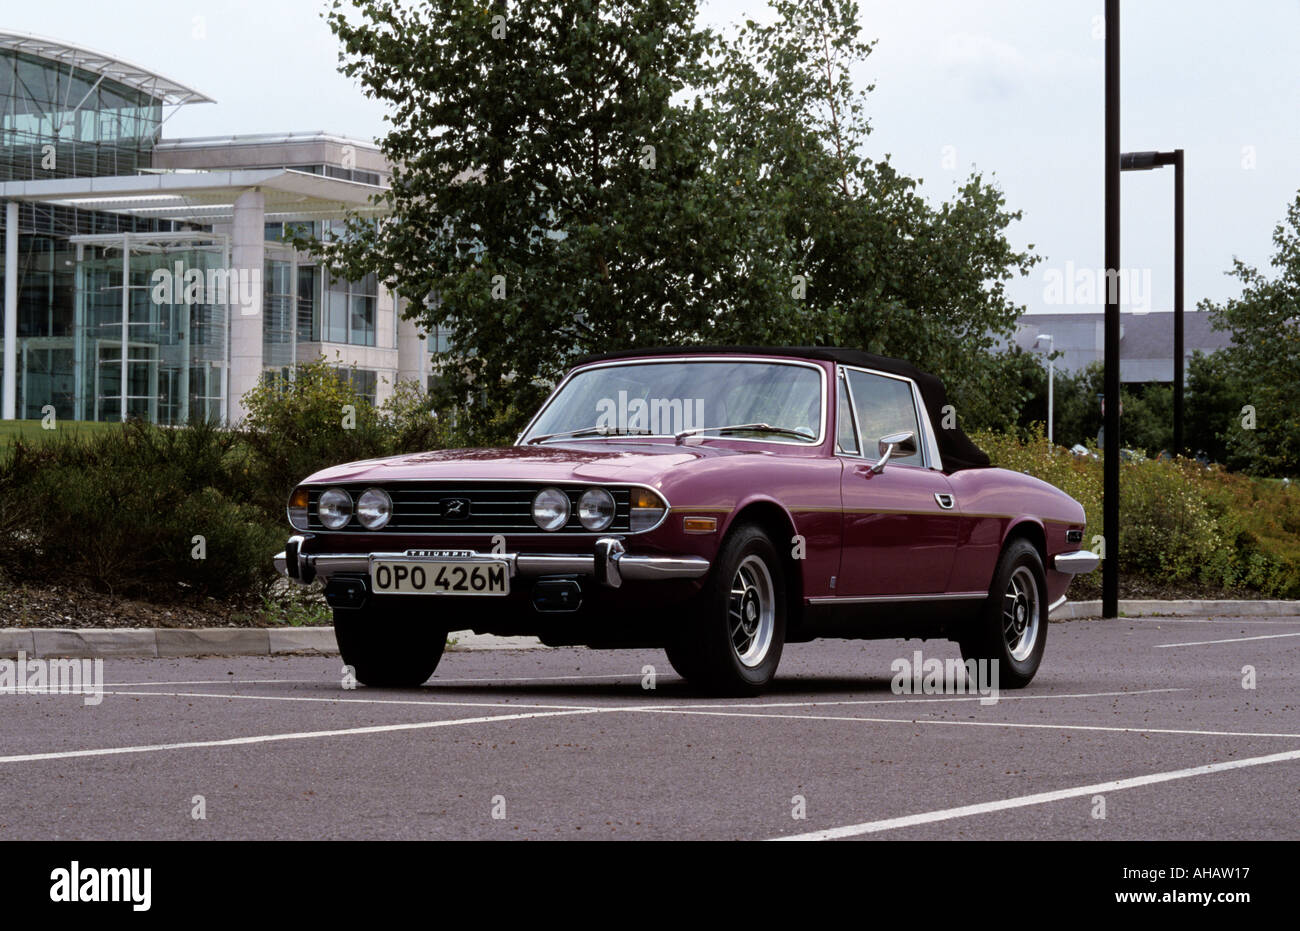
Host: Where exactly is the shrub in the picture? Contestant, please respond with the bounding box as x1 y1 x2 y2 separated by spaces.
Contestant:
971 428 1300 597
0 420 282 601
240 358 394 517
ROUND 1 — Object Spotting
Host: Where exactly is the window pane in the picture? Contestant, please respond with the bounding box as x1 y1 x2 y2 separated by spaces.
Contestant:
836 374 859 454
845 370 923 465
350 294 375 346
297 266 319 341
326 283 348 343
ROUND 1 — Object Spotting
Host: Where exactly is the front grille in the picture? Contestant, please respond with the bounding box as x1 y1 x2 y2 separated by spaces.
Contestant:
307 483 633 534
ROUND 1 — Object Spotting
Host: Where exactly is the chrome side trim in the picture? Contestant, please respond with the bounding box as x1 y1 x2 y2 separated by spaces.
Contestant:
1053 550 1100 574
807 591 987 605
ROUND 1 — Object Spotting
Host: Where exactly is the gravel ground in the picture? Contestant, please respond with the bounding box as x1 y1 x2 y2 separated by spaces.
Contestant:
0 575 330 628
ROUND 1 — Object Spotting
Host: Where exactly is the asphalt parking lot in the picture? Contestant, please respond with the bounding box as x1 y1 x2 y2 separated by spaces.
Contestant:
2 614 1297 841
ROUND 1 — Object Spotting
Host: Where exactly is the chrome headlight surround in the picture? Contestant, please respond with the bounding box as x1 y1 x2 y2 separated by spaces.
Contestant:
318 487 354 530
629 487 668 533
532 487 571 532
356 487 393 531
287 486 310 532
577 487 616 531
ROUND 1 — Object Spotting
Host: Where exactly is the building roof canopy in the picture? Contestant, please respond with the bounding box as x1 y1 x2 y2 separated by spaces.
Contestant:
0 168 387 223
0 30 213 106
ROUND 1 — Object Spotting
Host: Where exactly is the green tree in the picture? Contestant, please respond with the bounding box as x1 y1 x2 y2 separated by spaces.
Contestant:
1197 192 1300 476
315 0 1038 439
1185 350 1238 464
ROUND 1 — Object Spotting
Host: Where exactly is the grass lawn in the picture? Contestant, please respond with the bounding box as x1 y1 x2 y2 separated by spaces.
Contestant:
0 419 125 459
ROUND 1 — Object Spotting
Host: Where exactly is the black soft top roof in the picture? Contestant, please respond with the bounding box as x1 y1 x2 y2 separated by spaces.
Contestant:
573 345 991 473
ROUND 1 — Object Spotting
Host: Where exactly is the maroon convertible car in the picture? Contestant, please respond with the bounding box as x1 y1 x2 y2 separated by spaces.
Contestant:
275 347 1097 695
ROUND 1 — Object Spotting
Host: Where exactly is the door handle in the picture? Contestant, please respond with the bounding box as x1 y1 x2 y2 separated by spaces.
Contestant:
934 493 955 509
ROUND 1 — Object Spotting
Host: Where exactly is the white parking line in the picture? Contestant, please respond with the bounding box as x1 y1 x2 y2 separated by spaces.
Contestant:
433 672 644 684
0 706 623 766
96 689 602 712
99 679 320 688
1123 617 1300 625
699 687 1186 710
1154 632 1300 648
770 748 1300 840
85 686 1184 714
633 707 1300 741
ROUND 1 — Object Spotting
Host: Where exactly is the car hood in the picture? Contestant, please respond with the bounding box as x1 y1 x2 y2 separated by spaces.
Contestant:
302 441 756 487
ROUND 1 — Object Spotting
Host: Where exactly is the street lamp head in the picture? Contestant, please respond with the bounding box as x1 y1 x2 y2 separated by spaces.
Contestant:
1033 333 1053 349
1121 150 1177 171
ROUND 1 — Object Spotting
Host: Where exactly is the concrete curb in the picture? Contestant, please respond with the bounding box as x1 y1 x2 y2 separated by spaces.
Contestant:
0 626 544 658
0 601 1295 658
1049 599 1300 620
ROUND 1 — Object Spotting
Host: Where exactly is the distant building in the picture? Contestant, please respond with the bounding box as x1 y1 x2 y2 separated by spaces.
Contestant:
1011 311 1233 384
0 31 446 426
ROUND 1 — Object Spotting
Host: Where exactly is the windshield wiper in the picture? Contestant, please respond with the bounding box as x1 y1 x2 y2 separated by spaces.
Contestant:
526 425 652 445
674 423 815 445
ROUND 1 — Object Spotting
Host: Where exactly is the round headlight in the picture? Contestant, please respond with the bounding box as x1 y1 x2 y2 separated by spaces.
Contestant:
578 488 616 531
356 487 393 530
318 488 353 530
532 487 571 531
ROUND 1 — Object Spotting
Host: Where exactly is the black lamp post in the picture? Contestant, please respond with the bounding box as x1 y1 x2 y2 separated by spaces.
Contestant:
1103 0 1120 619
1120 148 1186 456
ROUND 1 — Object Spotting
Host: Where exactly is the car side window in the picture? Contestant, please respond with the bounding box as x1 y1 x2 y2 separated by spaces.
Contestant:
836 373 860 455
844 369 924 466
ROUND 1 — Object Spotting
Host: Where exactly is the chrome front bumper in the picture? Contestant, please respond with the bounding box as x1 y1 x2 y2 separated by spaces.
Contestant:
1053 549 1100 574
273 535 711 590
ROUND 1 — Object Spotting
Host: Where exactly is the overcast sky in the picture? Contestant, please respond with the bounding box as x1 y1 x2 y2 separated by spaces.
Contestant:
7 0 1298 317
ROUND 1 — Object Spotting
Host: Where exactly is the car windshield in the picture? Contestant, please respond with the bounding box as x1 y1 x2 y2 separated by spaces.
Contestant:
523 360 824 444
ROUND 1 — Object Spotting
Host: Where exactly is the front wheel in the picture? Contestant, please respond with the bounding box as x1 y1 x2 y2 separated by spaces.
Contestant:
958 538 1048 689
333 601 446 687
665 523 787 696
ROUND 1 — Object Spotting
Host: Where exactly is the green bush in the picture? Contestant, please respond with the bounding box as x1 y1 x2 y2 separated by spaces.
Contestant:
0 420 282 601
0 366 467 606
240 358 393 518
972 428 1300 597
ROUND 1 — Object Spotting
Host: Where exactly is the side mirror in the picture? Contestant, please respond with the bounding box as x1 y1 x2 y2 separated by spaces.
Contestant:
871 431 918 473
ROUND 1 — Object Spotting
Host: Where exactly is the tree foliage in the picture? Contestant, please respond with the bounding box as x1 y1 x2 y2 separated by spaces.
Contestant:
315 0 1038 439
1194 192 1300 476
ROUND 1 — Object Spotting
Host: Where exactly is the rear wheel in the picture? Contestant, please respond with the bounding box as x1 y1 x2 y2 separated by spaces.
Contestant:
665 523 786 696
333 601 446 687
958 538 1047 689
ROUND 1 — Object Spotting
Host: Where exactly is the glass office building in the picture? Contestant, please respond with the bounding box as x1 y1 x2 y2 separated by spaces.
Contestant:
1 31 432 425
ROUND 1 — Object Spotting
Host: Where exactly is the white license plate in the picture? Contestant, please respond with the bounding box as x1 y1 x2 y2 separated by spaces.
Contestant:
370 559 510 596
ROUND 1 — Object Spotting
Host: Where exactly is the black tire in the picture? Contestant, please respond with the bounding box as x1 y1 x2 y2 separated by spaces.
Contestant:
665 523 786 696
958 537 1048 689
333 601 446 688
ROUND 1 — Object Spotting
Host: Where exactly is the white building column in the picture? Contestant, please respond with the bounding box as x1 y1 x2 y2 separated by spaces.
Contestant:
3 200 18 421
396 297 427 388
227 189 265 424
